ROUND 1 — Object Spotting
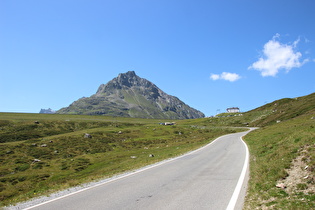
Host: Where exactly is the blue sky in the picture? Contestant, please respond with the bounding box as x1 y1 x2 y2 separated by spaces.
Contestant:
1 0 314 116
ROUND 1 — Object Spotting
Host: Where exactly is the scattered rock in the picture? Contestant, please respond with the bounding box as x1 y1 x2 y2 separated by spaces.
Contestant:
41 144 47 147
84 133 92 138
276 183 286 189
118 131 122 134
144 147 149 150
164 122 176 126
149 154 154 157
276 120 281 123
130 156 137 159
34 121 40 124
311 117 315 120
33 159 41 163
278 148 315 194
49 140 53 143
31 143 37 146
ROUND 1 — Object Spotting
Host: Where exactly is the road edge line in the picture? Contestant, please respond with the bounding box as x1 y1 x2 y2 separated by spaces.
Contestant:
22 134 226 209
226 132 250 210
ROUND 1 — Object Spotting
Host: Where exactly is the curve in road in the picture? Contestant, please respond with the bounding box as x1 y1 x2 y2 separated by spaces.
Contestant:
14 129 254 210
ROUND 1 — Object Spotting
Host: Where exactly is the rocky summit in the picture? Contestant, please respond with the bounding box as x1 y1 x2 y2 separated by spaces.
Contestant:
57 71 205 119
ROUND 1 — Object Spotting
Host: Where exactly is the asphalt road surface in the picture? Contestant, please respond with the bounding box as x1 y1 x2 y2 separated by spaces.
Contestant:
23 129 252 210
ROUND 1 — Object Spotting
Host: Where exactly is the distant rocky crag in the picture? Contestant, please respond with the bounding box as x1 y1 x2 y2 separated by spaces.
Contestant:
57 71 205 119
39 108 56 114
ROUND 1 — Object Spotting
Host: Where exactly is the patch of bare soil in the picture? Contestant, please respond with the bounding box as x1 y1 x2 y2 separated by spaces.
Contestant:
254 145 315 210
276 145 315 195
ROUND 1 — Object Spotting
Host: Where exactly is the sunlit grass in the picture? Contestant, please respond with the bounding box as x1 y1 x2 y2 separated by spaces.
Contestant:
0 112 244 207
243 112 315 209
1 91 314 209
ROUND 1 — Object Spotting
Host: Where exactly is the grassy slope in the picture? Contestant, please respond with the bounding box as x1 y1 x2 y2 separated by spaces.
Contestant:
241 92 315 209
207 92 315 128
243 111 315 209
122 89 166 118
246 92 315 127
194 92 315 209
0 113 244 207
1 92 314 208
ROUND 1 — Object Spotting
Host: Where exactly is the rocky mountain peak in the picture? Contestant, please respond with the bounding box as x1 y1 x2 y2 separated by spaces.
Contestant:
58 71 205 119
119 70 136 78
97 71 153 94
116 71 142 87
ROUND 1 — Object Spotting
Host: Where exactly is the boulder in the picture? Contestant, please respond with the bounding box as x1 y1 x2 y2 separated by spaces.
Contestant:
84 133 92 138
33 159 41 163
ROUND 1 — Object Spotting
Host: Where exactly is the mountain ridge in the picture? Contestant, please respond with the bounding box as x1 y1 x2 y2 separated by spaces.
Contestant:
57 71 205 119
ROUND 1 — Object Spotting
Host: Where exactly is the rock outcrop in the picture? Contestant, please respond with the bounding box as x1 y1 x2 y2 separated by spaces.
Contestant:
39 108 56 114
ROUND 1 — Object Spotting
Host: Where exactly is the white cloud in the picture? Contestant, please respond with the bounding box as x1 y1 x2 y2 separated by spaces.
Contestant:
210 72 241 82
249 34 308 77
210 74 220 80
221 72 241 82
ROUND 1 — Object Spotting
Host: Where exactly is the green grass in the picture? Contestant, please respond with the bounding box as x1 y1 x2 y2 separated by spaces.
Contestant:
1 92 314 208
246 92 315 127
197 92 315 128
190 92 315 209
0 112 244 207
243 111 315 209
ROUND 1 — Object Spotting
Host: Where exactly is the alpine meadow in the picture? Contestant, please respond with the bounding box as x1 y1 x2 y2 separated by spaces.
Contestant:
1 92 314 209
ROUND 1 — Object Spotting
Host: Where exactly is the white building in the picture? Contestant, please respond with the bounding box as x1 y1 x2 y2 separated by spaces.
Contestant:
226 107 240 113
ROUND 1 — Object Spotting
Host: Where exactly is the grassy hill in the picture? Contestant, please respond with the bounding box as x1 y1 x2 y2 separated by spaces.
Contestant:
172 92 315 209
198 92 315 128
243 110 315 209
241 92 315 209
245 92 315 127
0 113 243 207
1 92 314 208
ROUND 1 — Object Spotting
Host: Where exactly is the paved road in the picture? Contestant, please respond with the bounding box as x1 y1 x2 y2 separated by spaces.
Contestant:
25 130 252 210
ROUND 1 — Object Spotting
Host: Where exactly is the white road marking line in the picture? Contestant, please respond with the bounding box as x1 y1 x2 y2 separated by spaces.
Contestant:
226 133 250 210
24 134 226 209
